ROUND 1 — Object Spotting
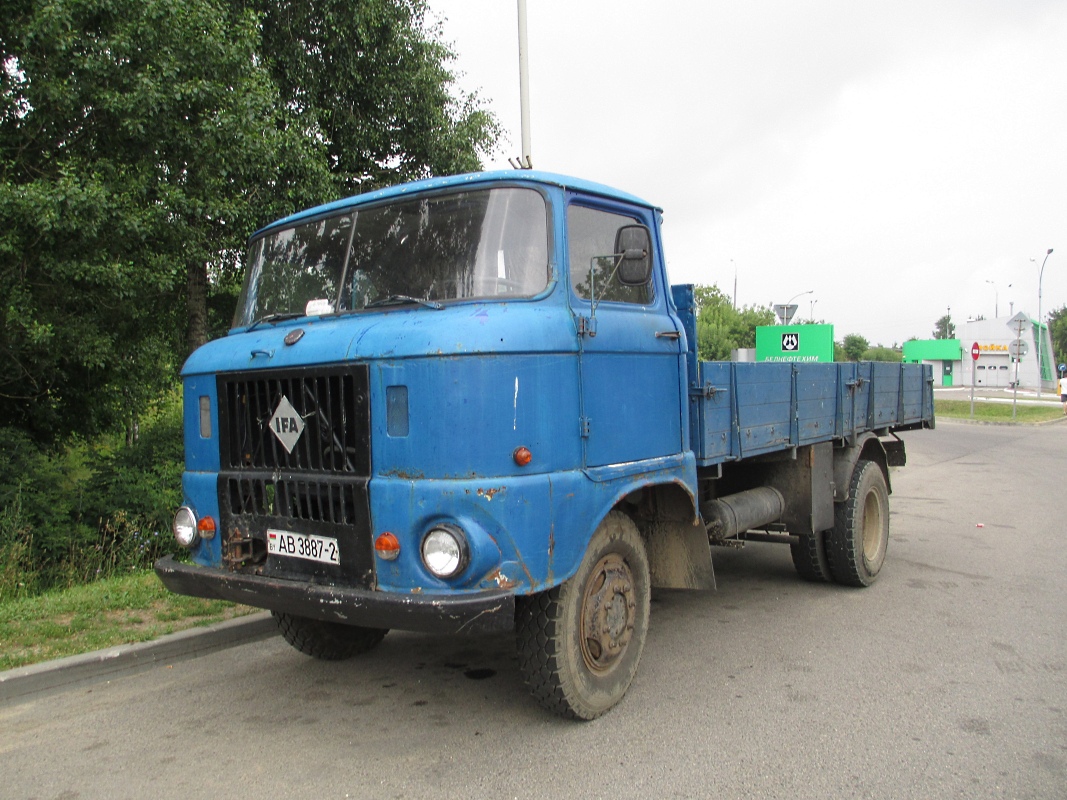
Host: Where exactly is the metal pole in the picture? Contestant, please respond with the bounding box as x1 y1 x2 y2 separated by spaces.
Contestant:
970 355 976 419
1036 249 1053 398
516 0 533 169
1012 319 1023 420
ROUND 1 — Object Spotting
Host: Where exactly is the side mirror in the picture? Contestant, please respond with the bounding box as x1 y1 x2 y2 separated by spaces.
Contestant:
614 225 652 285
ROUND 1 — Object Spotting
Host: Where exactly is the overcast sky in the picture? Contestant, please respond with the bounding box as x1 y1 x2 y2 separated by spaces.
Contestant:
428 0 1066 346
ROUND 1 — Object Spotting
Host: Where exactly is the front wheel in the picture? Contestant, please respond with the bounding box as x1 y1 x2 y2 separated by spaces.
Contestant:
273 612 388 660
826 459 889 586
516 511 650 720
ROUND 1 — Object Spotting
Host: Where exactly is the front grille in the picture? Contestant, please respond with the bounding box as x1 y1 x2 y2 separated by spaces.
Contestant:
217 365 370 475
215 365 374 586
226 474 365 527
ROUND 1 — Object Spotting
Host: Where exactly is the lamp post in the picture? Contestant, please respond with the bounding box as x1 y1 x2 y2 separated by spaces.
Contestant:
810 298 818 321
731 259 737 309
985 280 998 318
777 289 812 324
514 0 533 169
1036 248 1053 399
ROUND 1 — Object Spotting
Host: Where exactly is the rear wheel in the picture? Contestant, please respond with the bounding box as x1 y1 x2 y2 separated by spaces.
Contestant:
273 612 388 660
516 511 650 720
790 530 832 582
826 459 889 586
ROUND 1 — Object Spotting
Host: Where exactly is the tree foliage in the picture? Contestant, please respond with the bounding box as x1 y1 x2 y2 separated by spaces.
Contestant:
1048 305 1066 371
933 313 956 340
861 345 902 362
247 0 500 193
693 284 775 361
840 333 870 362
0 0 496 444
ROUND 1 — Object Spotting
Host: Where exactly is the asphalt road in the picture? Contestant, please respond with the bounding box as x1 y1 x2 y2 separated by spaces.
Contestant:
2 420 1065 799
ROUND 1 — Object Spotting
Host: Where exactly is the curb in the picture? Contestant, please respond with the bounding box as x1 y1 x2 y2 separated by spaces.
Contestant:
935 414 1067 427
0 611 277 705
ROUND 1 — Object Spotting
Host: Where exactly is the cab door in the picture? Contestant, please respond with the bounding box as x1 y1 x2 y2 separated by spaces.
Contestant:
566 200 684 468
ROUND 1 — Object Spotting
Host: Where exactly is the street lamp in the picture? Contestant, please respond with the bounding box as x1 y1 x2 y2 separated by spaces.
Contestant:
1036 248 1054 399
777 289 812 325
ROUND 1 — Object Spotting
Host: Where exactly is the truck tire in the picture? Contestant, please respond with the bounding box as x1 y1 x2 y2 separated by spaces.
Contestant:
515 511 650 720
826 459 889 587
273 612 387 660
790 531 832 582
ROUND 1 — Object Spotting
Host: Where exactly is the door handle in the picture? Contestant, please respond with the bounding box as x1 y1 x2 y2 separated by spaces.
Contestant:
655 330 681 339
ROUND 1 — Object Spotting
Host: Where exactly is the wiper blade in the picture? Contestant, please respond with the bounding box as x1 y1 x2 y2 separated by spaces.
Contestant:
364 295 443 310
247 312 304 332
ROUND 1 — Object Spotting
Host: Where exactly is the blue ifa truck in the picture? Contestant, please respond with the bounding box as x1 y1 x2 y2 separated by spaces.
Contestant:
156 170 934 719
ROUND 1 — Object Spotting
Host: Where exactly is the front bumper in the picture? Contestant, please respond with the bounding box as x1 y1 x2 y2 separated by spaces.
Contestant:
154 556 515 635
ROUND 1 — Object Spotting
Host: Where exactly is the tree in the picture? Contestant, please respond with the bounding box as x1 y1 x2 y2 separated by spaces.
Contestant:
693 285 775 361
1048 305 1067 371
1 0 497 443
1 0 320 440
247 0 500 195
933 313 955 340
861 345 902 362
840 334 870 362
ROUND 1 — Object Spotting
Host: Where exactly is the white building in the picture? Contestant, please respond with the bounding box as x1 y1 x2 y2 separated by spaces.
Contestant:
959 315 1057 391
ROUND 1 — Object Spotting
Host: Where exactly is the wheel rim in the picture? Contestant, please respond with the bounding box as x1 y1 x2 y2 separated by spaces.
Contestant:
861 486 886 564
580 553 637 674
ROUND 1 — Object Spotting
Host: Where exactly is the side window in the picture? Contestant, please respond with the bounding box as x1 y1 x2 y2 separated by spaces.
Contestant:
568 205 653 305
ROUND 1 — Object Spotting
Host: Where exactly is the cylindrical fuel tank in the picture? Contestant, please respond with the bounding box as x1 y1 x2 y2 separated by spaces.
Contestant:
701 486 786 539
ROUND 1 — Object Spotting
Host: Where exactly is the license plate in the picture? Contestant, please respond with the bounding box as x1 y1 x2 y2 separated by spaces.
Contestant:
267 529 340 565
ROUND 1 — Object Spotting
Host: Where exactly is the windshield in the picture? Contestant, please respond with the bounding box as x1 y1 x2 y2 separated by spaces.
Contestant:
233 187 550 328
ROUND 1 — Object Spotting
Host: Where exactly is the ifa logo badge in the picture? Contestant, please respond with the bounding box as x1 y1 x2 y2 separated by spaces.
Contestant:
269 396 305 453
781 332 800 352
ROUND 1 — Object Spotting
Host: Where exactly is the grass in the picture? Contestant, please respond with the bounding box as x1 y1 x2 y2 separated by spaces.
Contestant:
0 570 256 671
935 398 1065 424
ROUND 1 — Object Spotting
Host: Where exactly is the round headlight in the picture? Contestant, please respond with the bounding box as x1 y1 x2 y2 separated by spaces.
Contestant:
173 506 199 548
421 525 468 579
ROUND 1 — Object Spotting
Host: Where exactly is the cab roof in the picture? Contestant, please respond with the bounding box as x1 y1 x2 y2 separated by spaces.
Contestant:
254 170 660 238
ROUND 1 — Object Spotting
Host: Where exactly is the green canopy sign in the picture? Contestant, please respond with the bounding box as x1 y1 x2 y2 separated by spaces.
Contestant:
756 324 835 363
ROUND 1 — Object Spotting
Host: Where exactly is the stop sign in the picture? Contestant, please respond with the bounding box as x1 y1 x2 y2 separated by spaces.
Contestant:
971 342 980 361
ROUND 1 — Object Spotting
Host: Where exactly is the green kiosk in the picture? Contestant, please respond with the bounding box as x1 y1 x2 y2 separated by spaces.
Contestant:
902 339 962 387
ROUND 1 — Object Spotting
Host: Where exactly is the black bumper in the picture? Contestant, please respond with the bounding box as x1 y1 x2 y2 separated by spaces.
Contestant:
154 556 515 636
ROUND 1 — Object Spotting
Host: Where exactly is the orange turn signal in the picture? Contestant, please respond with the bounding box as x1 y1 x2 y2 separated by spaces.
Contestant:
375 532 401 561
197 516 217 540
513 446 533 467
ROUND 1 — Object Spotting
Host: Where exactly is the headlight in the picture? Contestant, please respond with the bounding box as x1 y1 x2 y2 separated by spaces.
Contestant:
173 506 199 548
421 525 469 579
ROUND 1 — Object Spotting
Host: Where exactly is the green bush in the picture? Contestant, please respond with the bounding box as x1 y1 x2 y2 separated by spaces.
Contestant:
0 388 185 596
0 490 38 601
84 391 184 544
0 427 95 578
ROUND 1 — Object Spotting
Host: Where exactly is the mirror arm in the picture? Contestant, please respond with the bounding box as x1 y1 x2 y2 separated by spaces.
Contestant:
589 254 626 315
